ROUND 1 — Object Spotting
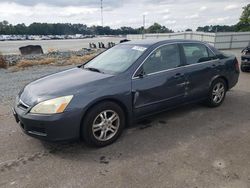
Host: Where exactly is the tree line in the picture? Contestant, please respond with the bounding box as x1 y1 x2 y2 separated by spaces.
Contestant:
0 21 174 35
0 4 249 35
196 4 249 32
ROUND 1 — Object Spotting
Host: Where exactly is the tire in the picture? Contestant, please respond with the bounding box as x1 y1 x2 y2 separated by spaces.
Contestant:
206 78 227 107
82 101 125 147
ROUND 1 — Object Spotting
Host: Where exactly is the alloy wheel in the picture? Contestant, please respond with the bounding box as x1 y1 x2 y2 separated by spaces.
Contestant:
92 110 120 141
212 82 225 104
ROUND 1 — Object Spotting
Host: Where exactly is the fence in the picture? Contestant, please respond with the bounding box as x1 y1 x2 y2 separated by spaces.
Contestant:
127 32 250 49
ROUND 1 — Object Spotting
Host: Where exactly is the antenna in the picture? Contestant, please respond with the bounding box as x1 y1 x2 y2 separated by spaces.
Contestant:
101 0 104 27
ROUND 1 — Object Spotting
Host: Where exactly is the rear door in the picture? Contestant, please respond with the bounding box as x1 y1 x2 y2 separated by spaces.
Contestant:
180 43 219 101
132 44 187 118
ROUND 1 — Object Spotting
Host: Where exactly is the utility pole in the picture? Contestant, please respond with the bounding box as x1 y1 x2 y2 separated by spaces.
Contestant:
142 14 146 39
143 14 146 30
101 0 104 27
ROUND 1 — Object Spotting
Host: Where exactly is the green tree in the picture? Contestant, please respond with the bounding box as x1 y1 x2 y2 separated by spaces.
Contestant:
236 4 250 31
146 23 173 33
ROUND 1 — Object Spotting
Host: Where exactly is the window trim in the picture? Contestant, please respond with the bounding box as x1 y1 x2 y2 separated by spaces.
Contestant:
181 43 217 65
141 43 181 76
132 42 218 79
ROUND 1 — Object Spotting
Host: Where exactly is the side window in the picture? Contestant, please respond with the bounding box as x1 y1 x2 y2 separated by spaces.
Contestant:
207 47 217 59
143 44 181 75
183 43 214 64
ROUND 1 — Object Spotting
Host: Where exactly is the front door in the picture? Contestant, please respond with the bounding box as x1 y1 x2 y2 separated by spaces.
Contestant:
132 44 187 118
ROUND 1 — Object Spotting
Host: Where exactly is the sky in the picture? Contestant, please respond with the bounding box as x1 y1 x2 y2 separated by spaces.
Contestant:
0 0 248 31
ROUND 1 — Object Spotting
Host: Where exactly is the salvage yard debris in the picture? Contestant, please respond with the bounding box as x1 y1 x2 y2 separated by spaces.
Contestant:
19 45 44 55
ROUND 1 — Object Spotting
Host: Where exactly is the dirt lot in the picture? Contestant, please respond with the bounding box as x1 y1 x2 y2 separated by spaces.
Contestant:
0 50 250 188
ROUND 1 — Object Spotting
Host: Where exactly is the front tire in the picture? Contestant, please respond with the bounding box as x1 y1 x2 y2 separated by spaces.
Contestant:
206 78 226 107
82 101 125 147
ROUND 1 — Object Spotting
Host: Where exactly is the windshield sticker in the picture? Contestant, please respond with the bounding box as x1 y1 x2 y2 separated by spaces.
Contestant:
132 46 147 52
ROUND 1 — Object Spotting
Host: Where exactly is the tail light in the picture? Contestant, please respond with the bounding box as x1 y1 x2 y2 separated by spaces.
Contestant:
234 58 240 73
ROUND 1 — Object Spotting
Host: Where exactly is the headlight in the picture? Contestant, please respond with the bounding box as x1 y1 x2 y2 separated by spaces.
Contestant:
30 95 73 114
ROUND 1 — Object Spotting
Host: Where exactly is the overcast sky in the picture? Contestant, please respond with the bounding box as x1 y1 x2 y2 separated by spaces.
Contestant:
0 0 248 31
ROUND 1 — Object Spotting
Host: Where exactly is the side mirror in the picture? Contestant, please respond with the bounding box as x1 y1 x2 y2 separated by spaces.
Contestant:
135 69 145 79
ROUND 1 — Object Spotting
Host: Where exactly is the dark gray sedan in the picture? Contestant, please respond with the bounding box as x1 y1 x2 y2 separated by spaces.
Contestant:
13 39 239 147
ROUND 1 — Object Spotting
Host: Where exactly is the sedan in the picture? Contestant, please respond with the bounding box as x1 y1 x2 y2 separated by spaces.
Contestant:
13 39 239 147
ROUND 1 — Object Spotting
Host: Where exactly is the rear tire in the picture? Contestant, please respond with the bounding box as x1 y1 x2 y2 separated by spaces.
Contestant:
205 78 226 107
82 101 125 147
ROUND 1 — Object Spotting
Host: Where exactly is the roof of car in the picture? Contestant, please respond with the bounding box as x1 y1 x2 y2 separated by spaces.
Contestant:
122 39 205 47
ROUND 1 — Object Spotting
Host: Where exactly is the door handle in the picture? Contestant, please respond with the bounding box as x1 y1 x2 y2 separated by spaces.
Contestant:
174 73 184 78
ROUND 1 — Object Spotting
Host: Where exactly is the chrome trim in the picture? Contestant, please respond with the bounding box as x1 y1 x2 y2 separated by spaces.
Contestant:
19 99 30 108
133 59 219 79
28 131 47 137
132 41 217 79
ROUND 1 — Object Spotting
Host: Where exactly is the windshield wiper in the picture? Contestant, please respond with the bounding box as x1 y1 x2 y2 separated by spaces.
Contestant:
84 67 103 73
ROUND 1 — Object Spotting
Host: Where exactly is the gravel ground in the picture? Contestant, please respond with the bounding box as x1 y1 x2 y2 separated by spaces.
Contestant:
0 49 250 188
0 65 75 108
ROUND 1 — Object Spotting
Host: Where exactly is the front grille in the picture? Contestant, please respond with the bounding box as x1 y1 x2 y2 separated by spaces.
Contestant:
242 56 250 61
29 127 46 134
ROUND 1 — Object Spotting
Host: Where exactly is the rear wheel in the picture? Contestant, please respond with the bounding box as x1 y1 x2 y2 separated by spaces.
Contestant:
206 78 226 107
82 101 125 147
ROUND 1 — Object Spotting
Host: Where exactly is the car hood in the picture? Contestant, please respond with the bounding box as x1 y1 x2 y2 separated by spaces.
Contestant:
20 67 113 105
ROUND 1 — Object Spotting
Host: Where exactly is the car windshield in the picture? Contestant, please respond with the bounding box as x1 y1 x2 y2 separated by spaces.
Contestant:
84 44 147 74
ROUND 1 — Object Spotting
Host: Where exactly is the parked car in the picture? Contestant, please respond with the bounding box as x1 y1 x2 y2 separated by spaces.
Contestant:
241 45 250 72
13 39 239 147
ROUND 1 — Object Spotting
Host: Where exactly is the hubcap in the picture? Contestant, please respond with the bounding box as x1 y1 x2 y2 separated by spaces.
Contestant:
92 110 120 141
212 82 225 104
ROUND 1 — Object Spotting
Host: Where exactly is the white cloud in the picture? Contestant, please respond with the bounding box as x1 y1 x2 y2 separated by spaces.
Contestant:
199 6 207 11
207 17 230 24
159 9 170 14
163 15 170 20
185 14 199 19
224 4 239 10
165 20 176 24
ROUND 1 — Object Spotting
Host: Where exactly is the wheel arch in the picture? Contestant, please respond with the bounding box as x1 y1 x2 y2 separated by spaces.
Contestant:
210 75 229 91
79 98 131 139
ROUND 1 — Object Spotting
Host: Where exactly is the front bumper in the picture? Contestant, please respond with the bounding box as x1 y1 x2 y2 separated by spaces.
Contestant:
241 61 250 68
241 56 250 68
13 105 82 142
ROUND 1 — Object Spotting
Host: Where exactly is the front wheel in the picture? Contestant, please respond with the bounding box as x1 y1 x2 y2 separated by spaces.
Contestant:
206 78 226 107
82 101 125 147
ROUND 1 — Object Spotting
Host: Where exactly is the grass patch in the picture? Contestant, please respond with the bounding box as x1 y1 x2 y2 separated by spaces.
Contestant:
9 53 97 72
16 58 56 68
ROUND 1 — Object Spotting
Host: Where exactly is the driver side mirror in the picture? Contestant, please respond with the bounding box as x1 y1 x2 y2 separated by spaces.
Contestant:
135 68 145 79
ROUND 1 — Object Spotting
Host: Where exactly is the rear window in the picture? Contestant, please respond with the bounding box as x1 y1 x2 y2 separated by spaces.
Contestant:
182 43 217 64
